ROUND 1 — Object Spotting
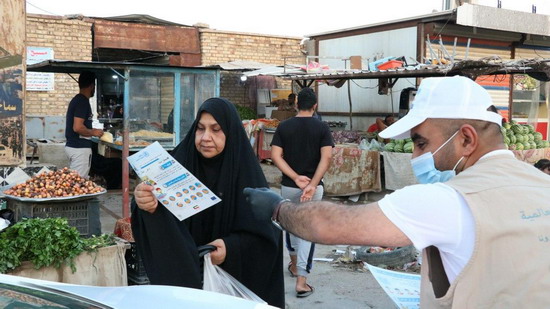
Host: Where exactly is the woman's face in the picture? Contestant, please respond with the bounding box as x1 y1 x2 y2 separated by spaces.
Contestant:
195 112 226 158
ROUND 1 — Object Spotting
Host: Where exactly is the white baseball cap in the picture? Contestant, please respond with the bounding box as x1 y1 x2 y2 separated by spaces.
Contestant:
379 76 503 140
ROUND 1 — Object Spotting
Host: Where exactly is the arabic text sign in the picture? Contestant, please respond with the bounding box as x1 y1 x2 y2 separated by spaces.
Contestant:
26 47 54 91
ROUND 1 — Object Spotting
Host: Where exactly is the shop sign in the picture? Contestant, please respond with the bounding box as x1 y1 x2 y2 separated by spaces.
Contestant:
26 46 54 91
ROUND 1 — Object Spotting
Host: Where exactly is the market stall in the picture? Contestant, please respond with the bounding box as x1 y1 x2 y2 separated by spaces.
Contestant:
27 60 220 217
323 145 381 196
242 118 279 160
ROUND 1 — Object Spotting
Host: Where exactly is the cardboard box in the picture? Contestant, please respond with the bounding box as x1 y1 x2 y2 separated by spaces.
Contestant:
271 110 296 121
350 56 362 70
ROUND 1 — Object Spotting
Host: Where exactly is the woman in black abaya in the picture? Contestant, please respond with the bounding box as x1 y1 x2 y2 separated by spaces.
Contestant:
131 98 284 308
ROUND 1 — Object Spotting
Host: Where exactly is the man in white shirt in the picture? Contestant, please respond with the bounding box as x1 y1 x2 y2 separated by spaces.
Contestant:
244 76 550 308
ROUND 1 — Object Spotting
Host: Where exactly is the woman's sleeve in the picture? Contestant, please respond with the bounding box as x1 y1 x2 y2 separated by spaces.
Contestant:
131 199 203 288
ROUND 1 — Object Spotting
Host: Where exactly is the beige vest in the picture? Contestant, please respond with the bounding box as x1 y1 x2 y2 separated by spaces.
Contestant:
420 154 550 308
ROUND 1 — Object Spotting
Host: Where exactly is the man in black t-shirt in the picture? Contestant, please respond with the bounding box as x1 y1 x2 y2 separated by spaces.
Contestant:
65 71 104 177
271 87 334 298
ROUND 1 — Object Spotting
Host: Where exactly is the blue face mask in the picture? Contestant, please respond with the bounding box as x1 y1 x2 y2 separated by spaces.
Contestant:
410 131 464 184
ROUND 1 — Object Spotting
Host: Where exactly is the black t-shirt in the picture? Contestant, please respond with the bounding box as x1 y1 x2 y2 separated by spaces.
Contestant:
271 116 334 188
65 93 92 148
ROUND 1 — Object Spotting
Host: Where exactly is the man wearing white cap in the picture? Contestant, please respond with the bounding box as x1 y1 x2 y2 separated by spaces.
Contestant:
244 76 550 308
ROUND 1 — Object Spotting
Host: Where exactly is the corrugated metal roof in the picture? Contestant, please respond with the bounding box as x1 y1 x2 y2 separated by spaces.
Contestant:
306 10 454 38
242 65 304 77
203 60 275 71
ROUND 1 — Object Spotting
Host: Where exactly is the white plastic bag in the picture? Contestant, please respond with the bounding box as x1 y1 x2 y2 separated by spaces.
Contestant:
203 253 266 303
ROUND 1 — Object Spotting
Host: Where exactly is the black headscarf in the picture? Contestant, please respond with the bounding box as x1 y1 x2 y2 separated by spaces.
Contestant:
131 98 284 308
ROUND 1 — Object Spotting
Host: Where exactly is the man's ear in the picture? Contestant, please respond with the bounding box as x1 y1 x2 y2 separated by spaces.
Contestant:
459 124 478 156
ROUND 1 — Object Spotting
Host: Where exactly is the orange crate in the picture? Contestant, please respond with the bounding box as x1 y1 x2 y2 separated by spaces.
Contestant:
377 60 403 70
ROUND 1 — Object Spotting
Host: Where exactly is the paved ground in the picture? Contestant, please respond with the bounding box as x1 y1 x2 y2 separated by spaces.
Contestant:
97 162 397 309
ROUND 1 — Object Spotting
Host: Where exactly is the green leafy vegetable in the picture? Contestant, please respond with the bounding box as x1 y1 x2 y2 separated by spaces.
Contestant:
0 218 116 274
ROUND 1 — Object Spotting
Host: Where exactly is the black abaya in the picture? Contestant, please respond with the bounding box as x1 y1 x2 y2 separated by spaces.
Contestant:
131 98 285 308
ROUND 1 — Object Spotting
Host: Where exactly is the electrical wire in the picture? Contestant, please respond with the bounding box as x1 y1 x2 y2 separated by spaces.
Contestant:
26 1 58 16
429 11 455 44
351 79 378 89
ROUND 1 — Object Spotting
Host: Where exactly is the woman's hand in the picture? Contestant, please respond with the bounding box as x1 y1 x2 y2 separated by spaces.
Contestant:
208 239 227 265
134 183 157 213
300 185 316 202
294 175 311 190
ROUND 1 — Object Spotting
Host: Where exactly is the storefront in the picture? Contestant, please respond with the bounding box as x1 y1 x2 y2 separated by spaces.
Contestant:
27 60 220 216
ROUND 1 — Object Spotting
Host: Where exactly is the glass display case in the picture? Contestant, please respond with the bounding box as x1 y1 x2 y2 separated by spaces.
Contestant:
124 70 218 148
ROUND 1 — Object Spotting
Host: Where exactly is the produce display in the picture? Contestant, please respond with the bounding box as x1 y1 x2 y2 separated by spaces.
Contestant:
502 121 549 150
382 122 549 153
3 168 105 199
383 138 414 153
0 217 115 274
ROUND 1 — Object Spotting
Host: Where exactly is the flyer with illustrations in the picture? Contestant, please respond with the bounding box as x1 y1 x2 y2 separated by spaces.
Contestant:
365 263 421 309
128 142 221 221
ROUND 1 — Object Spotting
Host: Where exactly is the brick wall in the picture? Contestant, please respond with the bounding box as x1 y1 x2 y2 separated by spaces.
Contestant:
200 29 303 66
26 14 92 116
220 72 246 106
200 29 304 110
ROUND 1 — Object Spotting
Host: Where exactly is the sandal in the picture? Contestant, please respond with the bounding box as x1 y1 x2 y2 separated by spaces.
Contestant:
287 262 297 278
296 284 314 298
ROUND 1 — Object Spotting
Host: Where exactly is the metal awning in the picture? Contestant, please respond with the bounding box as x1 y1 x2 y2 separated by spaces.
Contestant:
27 59 218 74
283 58 550 85
242 64 304 77
202 60 275 71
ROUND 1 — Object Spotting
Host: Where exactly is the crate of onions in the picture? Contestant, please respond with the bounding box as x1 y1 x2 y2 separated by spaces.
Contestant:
3 167 106 202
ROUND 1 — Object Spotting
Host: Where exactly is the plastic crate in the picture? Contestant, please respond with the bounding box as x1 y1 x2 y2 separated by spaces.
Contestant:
377 60 404 71
126 242 150 285
7 198 101 237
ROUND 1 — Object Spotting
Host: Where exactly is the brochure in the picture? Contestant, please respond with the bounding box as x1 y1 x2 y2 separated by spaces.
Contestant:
127 142 221 221
365 263 421 309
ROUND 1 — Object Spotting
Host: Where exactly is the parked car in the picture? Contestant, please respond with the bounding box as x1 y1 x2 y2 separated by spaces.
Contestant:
0 145 7 157
0 274 275 309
